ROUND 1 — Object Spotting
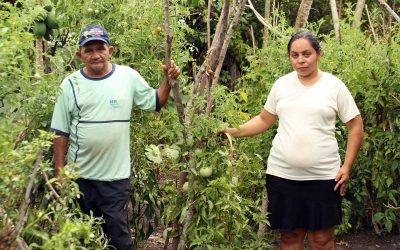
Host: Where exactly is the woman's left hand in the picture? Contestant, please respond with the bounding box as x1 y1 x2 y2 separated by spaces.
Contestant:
334 166 350 196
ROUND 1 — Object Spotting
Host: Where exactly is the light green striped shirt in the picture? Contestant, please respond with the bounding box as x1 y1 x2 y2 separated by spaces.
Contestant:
51 64 158 181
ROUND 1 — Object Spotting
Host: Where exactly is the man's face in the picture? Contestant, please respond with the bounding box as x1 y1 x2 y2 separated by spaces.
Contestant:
76 40 114 74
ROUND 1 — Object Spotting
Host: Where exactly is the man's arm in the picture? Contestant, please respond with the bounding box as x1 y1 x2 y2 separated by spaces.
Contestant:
157 61 180 108
157 77 171 108
53 135 69 176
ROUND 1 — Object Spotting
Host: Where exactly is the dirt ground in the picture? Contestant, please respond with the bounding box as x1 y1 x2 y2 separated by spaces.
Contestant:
138 228 400 250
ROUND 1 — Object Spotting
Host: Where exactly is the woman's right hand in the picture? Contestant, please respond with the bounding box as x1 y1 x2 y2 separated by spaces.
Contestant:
222 109 277 138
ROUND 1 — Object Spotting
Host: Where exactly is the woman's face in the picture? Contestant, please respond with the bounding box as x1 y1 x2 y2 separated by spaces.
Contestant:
289 38 321 78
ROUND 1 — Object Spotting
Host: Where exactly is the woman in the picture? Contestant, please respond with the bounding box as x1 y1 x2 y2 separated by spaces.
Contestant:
223 31 364 249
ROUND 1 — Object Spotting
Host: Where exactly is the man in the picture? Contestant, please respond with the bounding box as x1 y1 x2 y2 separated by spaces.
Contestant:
50 24 180 249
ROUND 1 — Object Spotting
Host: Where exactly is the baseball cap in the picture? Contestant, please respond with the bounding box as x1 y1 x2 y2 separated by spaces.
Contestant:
78 24 110 46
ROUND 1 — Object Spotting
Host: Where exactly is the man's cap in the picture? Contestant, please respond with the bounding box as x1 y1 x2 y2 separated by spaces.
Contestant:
78 24 110 46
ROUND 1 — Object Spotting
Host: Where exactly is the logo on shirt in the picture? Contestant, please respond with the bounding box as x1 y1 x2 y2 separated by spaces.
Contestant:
109 99 120 108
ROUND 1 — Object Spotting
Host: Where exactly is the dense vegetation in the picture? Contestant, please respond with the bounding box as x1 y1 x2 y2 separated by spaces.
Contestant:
1 0 399 249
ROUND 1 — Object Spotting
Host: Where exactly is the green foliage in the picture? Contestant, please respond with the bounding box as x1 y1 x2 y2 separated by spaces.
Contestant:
2 0 400 249
322 23 400 234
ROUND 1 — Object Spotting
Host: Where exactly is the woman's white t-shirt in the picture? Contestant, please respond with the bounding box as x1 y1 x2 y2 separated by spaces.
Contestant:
264 71 360 180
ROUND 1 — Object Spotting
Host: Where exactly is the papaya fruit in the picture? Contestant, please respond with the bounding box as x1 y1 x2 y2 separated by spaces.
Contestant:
33 22 46 37
45 12 59 29
34 7 47 21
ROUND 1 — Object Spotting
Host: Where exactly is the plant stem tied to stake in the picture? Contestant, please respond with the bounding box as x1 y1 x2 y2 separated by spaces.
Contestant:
163 0 186 127
163 1 192 249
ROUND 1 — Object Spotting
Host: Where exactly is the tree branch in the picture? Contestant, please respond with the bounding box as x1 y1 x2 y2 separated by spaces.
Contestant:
42 171 65 205
376 0 400 23
247 0 273 31
365 4 378 42
11 149 43 240
206 0 247 115
196 0 230 96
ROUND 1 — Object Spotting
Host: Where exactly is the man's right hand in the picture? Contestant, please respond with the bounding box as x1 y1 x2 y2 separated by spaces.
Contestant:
162 60 180 80
53 134 69 183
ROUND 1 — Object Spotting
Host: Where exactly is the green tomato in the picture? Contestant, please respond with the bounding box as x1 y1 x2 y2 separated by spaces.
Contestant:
94 9 99 14
88 8 93 12
232 177 238 186
182 182 189 192
199 167 213 178
34 73 42 80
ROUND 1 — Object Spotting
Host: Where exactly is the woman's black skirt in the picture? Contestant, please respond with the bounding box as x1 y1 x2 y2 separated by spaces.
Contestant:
266 174 342 231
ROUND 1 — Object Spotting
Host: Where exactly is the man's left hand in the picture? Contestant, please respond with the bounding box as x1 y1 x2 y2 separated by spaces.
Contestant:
163 60 180 79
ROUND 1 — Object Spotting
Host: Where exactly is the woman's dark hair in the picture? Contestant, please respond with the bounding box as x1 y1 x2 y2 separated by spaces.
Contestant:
287 30 322 54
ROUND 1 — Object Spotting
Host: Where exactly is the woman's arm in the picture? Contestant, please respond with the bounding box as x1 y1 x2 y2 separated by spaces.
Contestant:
223 109 277 138
334 115 364 196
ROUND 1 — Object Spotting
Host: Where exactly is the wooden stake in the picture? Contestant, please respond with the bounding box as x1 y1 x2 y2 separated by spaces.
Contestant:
163 0 187 128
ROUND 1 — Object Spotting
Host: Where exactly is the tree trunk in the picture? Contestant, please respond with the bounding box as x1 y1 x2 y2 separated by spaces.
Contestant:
207 0 213 49
338 0 343 19
34 37 43 77
294 0 313 32
353 0 366 28
249 25 256 55
43 41 52 74
263 0 271 43
330 0 340 41
228 61 240 91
